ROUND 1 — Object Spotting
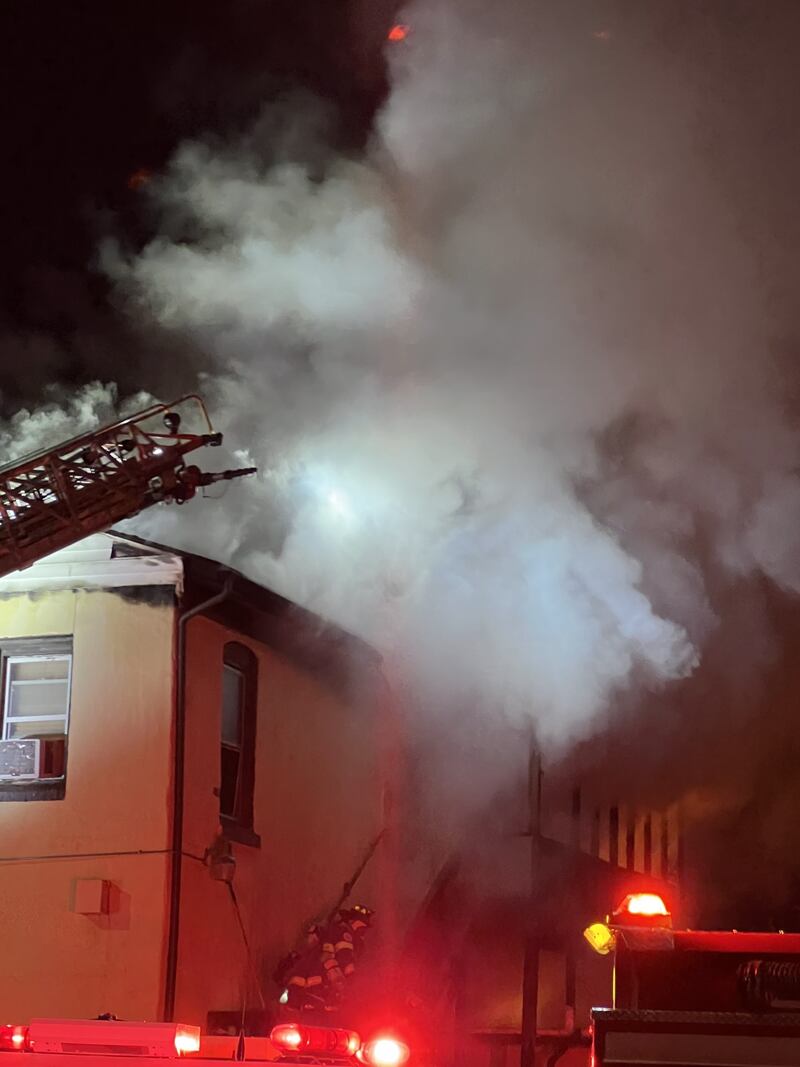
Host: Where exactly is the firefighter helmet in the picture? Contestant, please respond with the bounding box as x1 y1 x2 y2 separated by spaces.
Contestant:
352 904 373 918
342 904 374 926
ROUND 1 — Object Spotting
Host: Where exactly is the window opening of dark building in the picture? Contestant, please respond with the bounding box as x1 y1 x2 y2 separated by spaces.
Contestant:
219 642 257 836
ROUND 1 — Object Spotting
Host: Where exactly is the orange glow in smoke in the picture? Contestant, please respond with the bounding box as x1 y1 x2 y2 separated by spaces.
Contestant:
387 24 410 43
127 168 152 191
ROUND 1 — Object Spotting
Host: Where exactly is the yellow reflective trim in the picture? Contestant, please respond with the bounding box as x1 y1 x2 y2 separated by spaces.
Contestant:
288 976 306 987
306 975 323 987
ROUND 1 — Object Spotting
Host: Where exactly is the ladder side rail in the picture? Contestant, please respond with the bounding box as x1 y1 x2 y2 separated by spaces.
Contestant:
0 393 213 476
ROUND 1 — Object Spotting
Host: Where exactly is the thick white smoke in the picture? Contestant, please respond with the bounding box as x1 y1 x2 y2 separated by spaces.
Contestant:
0 383 152 464
91 0 800 755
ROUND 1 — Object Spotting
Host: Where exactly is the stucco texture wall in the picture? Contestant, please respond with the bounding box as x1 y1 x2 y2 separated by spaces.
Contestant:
0 587 175 1020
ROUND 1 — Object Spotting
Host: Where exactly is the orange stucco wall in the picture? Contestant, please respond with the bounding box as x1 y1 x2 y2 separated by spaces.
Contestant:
174 614 385 1026
0 587 175 1020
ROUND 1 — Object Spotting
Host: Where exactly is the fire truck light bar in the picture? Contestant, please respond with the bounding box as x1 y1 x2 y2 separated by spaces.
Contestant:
26 1020 201 1057
270 1024 361 1057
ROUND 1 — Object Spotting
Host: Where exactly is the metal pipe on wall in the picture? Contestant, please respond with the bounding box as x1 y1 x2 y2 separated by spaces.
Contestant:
163 572 234 1021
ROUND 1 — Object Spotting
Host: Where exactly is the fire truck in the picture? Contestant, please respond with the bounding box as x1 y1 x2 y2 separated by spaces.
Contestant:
584 892 800 1066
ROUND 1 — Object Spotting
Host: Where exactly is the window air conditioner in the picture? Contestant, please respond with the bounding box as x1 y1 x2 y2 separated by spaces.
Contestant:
0 738 66 781
0 739 41 780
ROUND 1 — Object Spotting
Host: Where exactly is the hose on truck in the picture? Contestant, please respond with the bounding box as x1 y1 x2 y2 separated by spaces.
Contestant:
739 959 800 1010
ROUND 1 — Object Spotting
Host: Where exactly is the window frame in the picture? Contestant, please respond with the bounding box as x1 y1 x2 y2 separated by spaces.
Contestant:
219 641 259 847
219 662 245 819
0 636 73 800
2 653 72 742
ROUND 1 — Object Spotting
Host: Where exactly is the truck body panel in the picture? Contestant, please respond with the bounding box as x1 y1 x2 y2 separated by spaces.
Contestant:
592 1008 800 1067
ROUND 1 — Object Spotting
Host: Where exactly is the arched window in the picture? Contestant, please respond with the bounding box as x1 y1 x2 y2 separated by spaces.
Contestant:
220 641 258 832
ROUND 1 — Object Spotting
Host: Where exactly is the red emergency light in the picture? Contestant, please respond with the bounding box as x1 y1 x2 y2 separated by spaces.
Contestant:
360 1037 410 1067
585 892 673 954
387 25 410 42
270 1025 361 1057
620 893 669 918
0 1027 28 1052
611 892 672 929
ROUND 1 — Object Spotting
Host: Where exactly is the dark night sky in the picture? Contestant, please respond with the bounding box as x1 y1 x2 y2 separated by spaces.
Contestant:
0 0 397 402
1 1 800 404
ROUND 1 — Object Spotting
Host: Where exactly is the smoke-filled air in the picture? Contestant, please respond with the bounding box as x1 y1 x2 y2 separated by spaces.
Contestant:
13 0 800 758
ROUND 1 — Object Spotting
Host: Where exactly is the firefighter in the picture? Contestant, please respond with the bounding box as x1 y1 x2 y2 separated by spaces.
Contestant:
320 905 374 987
276 906 375 1015
274 921 333 1013
342 904 374 953
279 946 330 1012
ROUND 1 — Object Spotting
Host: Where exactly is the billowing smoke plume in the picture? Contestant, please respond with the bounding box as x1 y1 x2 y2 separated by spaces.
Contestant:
92 0 800 764
90 0 800 759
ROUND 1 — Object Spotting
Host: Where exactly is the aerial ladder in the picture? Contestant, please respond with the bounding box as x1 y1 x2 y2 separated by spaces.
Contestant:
0 393 256 577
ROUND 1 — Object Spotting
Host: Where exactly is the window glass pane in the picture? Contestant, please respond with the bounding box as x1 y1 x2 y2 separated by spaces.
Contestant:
10 659 68 682
220 643 257 830
220 747 241 818
222 666 243 747
6 719 66 739
9 680 69 719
